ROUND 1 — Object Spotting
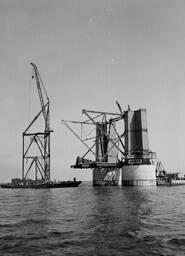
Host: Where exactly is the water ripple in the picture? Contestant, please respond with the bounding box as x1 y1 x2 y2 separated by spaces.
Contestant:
0 183 185 255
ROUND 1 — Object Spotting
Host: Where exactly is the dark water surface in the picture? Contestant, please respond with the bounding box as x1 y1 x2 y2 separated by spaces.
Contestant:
0 182 185 256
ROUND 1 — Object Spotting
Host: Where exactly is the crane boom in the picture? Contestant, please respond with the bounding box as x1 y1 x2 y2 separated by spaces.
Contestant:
30 62 48 121
116 101 123 114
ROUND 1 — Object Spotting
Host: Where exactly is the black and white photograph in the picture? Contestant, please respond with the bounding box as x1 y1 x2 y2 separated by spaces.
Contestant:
0 0 185 255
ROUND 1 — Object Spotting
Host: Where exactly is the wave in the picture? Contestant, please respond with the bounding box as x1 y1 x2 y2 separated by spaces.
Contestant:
167 237 185 246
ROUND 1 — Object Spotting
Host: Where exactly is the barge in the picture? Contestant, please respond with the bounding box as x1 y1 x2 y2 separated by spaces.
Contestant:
1 178 81 189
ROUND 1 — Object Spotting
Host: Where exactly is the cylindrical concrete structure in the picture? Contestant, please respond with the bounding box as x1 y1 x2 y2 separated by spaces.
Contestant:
122 164 156 186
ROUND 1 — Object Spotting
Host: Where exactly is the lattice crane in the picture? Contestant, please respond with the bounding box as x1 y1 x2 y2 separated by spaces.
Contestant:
22 63 52 182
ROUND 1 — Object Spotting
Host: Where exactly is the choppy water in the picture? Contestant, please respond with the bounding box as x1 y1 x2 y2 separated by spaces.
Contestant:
0 182 185 256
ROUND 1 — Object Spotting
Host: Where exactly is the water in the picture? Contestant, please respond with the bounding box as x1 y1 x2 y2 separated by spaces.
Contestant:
0 182 185 256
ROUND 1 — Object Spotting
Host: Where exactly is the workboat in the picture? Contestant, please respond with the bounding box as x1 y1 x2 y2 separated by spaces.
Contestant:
0 179 82 189
156 172 185 186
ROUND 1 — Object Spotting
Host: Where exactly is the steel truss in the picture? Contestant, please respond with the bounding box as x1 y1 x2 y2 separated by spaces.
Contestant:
62 106 125 185
22 63 52 182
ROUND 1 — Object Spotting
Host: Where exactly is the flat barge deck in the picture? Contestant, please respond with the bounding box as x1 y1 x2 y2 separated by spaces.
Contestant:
0 180 82 189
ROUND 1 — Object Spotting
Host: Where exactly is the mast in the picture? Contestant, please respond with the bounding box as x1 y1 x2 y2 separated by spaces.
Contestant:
22 63 52 182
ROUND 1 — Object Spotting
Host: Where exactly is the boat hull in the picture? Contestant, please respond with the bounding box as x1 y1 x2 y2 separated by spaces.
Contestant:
157 179 185 186
170 180 185 186
0 181 82 189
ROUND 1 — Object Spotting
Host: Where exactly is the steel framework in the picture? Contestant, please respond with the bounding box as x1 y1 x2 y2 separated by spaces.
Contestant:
22 63 52 182
62 109 125 165
62 106 125 185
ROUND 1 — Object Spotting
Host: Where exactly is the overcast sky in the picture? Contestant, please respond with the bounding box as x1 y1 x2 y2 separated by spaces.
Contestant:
1 0 185 181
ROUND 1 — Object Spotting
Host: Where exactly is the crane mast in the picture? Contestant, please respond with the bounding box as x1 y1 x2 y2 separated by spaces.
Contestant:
22 63 52 183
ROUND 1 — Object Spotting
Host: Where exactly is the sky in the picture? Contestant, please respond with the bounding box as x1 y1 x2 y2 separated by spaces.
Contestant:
1 0 185 181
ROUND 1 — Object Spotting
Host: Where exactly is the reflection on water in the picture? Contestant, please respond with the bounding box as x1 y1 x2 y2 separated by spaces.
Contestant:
84 187 154 256
0 183 185 256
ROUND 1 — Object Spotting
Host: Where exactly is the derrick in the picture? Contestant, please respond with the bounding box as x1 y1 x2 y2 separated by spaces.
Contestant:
22 63 53 182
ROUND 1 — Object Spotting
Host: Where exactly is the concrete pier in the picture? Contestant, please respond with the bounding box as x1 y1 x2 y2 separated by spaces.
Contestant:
122 108 156 186
122 165 156 186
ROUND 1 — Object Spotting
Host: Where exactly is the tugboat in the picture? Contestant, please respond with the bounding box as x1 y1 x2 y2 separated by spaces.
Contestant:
0 63 81 189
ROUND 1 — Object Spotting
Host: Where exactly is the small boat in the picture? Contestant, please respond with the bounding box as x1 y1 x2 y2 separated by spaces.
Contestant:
156 178 171 186
157 172 185 186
